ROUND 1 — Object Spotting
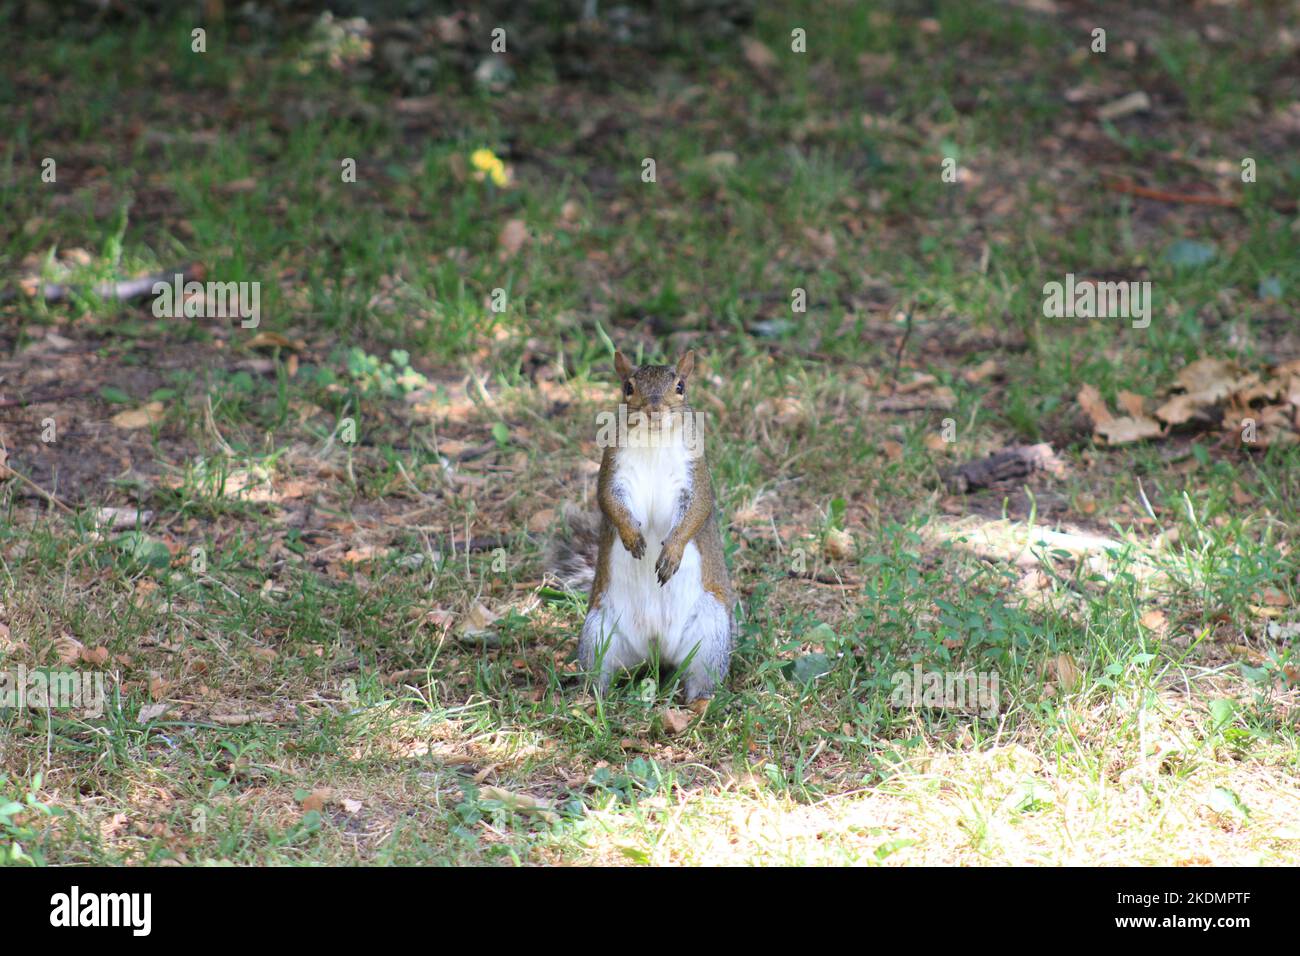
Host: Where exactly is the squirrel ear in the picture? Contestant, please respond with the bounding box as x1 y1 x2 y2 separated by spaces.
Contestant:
614 351 634 381
675 349 696 380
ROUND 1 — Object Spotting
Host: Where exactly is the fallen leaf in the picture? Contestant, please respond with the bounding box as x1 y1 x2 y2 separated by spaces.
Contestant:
1095 415 1162 444
478 785 558 822
527 508 555 533
962 358 1000 383
1048 652 1082 692
823 527 855 560
110 402 165 430
80 645 110 666
498 218 528 258
459 602 500 638
300 789 331 813
138 702 171 723
1097 91 1151 121
220 177 258 194
741 37 777 72
1258 588 1291 607
661 707 693 735
245 331 296 350
1116 390 1147 417
55 634 85 665
1077 384 1113 426
433 14 467 43
802 227 837 258
1139 609 1168 635
702 151 738 171
341 545 390 565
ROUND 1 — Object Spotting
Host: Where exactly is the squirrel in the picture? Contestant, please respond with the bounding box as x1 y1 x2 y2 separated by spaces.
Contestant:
548 349 735 703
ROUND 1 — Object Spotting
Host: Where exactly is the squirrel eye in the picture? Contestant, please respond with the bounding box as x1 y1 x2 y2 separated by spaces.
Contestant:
676 380 685 395
624 381 634 397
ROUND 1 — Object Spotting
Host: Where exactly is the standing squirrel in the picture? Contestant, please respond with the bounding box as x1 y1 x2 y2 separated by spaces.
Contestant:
549 349 735 702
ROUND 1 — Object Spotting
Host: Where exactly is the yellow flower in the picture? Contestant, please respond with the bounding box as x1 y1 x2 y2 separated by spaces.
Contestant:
470 148 510 187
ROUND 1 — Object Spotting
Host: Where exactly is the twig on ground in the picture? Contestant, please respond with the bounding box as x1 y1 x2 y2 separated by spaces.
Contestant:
1 460 75 513
0 264 201 304
1103 178 1238 208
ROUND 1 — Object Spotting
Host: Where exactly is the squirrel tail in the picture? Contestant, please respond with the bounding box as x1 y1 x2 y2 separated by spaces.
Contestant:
544 503 601 594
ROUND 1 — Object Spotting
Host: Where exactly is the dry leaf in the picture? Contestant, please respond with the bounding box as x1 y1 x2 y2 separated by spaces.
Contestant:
220 177 258 194
741 37 777 71
923 432 950 453
1095 415 1163 445
1077 384 1113 427
962 358 1000 384
661 706 693 735
245 331 296 350
1155 358 1249 425
1097 91 1151 121
341 545 390 565
300 789 331 813
1139 609 1168 635
433 15 467 43
1048 652 1082 692
80 645 110 666
459 602 499 637
138 702 171 723
823 527 855 560
478 785 558 822
498 218 528 258
110 402 165 430
802 227 837 258
1116 390 1147 417
55 634 85 665
527 508 556 533
424 607 455 629
1258 588 1292 607
1154 392 1212 426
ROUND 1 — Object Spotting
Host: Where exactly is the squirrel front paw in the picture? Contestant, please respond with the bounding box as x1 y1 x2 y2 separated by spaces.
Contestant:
655 540 683 586
620 528 647 559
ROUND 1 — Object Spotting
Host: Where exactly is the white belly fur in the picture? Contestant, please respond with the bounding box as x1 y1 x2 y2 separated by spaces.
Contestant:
603 438 704 666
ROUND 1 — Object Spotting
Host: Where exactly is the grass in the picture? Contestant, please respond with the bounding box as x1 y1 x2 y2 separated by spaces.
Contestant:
0 0 1298 865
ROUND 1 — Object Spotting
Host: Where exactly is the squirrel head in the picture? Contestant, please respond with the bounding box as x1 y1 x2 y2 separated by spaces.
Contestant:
614 349 696 421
